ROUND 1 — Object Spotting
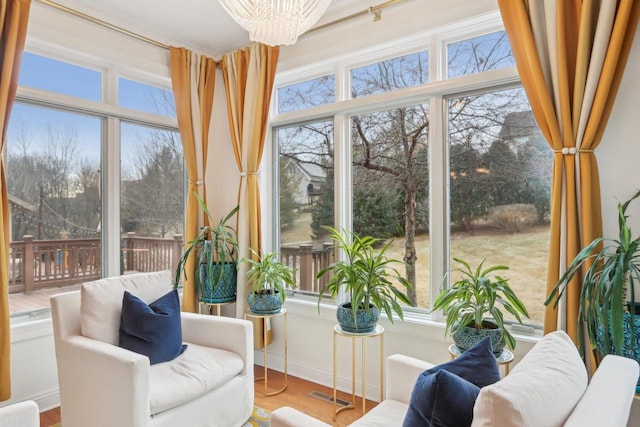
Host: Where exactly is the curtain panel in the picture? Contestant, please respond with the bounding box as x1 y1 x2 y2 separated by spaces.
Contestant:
221 43 279 317
169 47 218 312
497 0 640 349
0 0 31 401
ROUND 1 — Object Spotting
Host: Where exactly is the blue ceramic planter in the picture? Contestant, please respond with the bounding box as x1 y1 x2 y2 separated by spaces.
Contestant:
451 320 505 355
247 291 282 314
595 305 640 392
337 303 379 333
198 262 237 303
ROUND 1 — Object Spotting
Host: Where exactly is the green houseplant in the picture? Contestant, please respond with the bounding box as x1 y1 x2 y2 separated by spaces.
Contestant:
432 258 529 354
242 250 297 314
173 193 239 303
546 190 640 377
316 226 414 333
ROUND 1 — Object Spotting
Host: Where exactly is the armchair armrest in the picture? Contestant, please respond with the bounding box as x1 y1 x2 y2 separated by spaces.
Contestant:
55 335 150 427
180 313 254 376
386 354 434 403
563 355 638 427
0 400 39 427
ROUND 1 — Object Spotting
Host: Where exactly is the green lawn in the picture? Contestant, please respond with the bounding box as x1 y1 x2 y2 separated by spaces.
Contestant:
281 212 549 325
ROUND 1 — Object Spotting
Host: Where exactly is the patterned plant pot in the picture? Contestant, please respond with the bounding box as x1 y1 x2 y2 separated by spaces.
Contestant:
198 262 237 303
336 303 379 333
452 320 505 355
595 304 640 392
247 291 283 314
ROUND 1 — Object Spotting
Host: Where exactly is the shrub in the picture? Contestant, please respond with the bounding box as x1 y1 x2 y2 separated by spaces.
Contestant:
488 204 537 233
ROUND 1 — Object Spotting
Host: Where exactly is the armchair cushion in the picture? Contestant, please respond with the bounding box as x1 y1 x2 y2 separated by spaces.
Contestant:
149 343 244 415
119 289 187 364
81 270 172 345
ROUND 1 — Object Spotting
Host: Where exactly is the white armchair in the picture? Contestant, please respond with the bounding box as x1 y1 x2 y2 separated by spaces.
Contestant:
0 401 39 427
50 271 254 427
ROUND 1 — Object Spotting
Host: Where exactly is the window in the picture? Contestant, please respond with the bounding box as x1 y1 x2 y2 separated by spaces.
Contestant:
351 51 428 98
276 119 334 294
120 123 184 274
7 103 102 305
351 104 430 307
277 75 335 113
119 77 176 117
7 51 181 317
447 30 514 78
272 18 550 328
19 52 102 101
448 88 551 325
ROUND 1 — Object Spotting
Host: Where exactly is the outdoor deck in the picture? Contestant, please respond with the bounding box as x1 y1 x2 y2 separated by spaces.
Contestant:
9 283 80 314
7 236 334 316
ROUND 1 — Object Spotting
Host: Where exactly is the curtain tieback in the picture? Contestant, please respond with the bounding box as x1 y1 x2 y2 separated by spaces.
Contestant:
188 180 203 185
240 171 259 177
553 148 594 155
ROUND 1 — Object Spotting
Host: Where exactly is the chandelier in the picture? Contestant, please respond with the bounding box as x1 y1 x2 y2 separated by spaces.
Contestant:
218 0 333 46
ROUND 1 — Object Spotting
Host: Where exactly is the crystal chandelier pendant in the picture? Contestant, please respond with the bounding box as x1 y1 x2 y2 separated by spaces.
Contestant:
218 0 333 46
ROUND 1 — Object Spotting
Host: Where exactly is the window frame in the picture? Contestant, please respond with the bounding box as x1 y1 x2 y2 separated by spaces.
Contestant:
270 15 529 323
9 43 178 314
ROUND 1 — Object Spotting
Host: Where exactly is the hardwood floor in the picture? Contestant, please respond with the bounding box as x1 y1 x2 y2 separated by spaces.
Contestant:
39 366 377 426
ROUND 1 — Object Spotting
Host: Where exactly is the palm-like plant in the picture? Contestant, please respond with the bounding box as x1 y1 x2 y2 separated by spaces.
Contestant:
173 192 239 290
546 189 640 356
243 250 297 303
432 258 529 351
316 226 413 325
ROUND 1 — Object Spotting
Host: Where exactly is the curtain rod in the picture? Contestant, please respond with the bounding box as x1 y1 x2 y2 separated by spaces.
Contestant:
305 0 407 35
35 0 407 50
35 0 170 50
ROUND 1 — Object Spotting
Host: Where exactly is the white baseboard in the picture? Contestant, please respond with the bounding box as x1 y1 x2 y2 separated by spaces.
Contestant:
254 350 382 402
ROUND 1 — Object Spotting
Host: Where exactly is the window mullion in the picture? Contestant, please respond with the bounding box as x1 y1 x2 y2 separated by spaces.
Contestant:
429 95 447 321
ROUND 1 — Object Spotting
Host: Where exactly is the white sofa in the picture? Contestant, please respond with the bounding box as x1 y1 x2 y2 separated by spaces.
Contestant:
50 271 254 427
271 331 639 427
0 401 39 427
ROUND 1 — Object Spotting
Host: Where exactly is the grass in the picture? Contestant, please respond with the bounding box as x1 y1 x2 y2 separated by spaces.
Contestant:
281 212 550 325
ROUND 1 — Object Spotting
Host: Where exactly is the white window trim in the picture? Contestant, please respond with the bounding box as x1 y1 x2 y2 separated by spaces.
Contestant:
270 12 541 330
11 45 179 299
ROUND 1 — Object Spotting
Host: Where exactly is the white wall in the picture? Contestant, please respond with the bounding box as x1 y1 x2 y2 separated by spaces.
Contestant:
6 0 640 422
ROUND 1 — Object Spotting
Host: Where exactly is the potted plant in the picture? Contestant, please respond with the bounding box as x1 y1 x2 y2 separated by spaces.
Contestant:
242 249 297 314
432 258 529 354
316 226 414 333
173 192 239 303
546 190 640 387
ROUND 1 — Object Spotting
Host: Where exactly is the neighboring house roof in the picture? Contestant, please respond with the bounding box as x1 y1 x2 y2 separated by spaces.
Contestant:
8 193 36 211
296 162 326 181
499 111 539 140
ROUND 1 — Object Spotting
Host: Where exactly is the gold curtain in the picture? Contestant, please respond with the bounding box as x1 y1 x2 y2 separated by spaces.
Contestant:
0 0 31 401
497 1 640 345
169 47 217 312
221 44 279 317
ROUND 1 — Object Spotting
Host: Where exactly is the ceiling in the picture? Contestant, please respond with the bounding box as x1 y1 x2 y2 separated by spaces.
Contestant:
45 0 369 58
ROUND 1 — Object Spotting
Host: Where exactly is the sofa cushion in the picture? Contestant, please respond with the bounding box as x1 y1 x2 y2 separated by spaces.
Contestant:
403 337 499 427
81 270 173 345
119 289 187 365
471 330 588 427
149 342 245 415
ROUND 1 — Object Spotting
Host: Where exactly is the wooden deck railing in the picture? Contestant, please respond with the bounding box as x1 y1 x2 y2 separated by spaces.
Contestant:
8 234 335 296
8 234 184 294
280 243 334 293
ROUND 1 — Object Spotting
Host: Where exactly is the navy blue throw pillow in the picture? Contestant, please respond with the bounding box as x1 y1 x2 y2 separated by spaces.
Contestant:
404 369 480 427
119 290 187 365
403 337 500 427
